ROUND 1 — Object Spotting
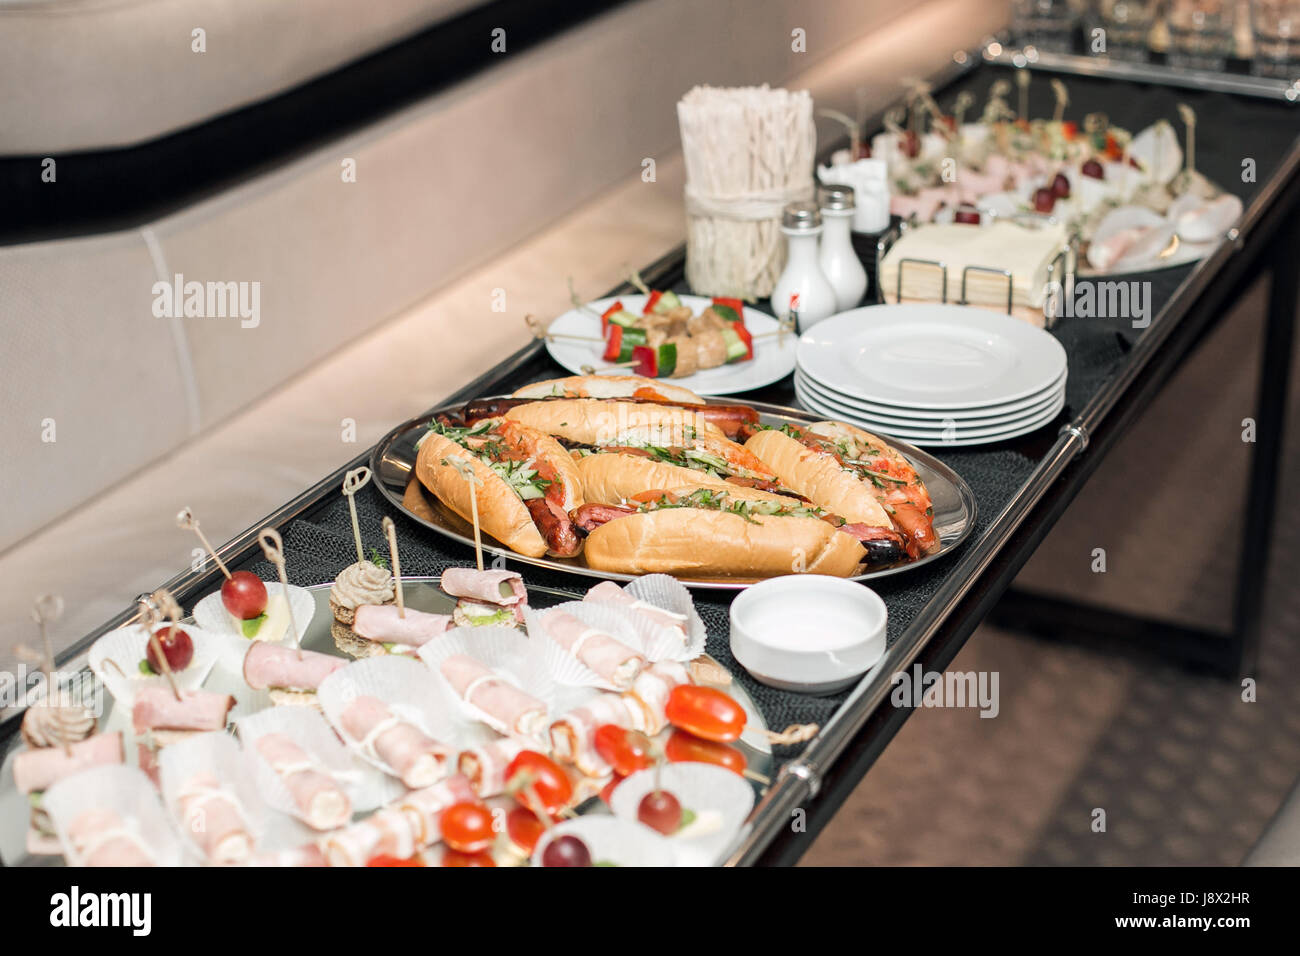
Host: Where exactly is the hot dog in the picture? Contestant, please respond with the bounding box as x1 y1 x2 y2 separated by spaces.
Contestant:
574 487 868 577
744 422 939 559
415 417 583 558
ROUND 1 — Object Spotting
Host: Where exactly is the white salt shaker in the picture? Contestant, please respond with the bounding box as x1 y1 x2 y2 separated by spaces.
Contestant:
817 185 868 311
772 201 838 333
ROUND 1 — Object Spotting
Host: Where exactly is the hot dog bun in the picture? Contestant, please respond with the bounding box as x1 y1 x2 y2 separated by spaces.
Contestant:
583 508 865 577
503 398 726 445
576 452 799 506
414 421 581 558
744 428 894 528
513 375 704 404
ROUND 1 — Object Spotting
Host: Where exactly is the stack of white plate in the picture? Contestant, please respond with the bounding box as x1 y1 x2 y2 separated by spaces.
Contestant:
795 304 1068 448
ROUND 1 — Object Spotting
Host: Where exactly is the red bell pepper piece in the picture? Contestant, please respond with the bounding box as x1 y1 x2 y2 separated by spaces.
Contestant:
600 299 624 335
732 322 754 362
642 290 663 315
632 344 657 377
603 325 625 362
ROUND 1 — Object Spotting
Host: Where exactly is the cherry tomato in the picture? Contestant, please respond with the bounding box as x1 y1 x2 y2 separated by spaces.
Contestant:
221 571 268 620
638 789 683 835
593 725 653 777
367 854 424 867
440 801 495 854
441 850 496 867
664 685 745 742
665 729 747 776
505 807 548 856
147 624 194 672
506 751 573 814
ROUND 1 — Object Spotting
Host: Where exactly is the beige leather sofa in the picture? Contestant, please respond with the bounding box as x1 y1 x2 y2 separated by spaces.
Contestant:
0 0 1008 665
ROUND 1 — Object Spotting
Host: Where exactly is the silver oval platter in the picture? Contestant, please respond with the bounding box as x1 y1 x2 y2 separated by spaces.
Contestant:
371 396 977 591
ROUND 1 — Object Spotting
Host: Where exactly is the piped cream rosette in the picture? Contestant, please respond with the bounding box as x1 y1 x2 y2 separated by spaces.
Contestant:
89 623 222 705
317 657 466 788
532 815 676 867
609 763 755 867
157 730 276 865
236 706 392 825
418 626 564 748
43 764 187 867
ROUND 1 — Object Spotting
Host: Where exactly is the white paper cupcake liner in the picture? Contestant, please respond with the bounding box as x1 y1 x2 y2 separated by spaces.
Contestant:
532 815 676 867
608 763 755 867
417 625 559 746
526 602 656 691
317 657 476 781
618 575 707 661
157 730 286 863
43 764 188 866
193 582 316 645
89 623 222 706
235 706 395 818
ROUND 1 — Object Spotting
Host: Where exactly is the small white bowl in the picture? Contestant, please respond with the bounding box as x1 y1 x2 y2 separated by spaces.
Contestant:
729 575 887 695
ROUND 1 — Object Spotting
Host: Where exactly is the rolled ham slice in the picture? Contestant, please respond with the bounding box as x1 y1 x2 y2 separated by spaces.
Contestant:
352 605 452 648
624 660 692 735
244 642 346 691
254 733 351 830
175 771 254 864
132 688 235 735
440 567 527 606
396 773 478 846
65 808 156 867
548 693 638 777
322 806 417 866
13 732 124 795
544 611 645 690
338 695 446 789
246 843 327 867
439 654 548 739
456 738 526 797
583 581 689 638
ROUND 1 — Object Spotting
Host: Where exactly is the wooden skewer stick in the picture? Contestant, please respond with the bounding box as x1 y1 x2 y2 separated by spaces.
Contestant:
1177 103 1197 185
381 517 405 617
258 528 302 656
952 90 975 130
579 361 639 375
138 597 183 701
526 314 601 344
27 593 73 755
341 467 372 564
176 507 231 579
1050 78 1069 125
1016 68 1030 123
566 277 605 319
444 456 485 571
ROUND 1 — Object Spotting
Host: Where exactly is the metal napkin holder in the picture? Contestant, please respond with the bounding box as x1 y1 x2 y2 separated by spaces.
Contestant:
875 221 1078 329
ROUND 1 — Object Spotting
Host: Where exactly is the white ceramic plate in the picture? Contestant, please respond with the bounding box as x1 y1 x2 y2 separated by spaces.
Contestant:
542 295 797 396
796 381 1065 447
794 367 1066 426
797 303 1068 410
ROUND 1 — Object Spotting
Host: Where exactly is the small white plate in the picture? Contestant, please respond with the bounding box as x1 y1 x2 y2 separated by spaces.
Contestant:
796 381 1065 447
795 368 1065 426
542 294 797 396
797 303 1068 410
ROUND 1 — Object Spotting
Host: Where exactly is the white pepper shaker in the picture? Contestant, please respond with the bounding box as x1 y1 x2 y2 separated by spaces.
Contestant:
771 201 838 334
818 185 868 310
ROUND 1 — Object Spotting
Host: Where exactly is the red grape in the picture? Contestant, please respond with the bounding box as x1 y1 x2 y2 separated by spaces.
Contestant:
221 571 267 620
147 625 194 673
1081 158 1105 180
638 790 683 835
1032 187 1056 214
1050 172 1071 198
540 835 591 867
953 206 981 225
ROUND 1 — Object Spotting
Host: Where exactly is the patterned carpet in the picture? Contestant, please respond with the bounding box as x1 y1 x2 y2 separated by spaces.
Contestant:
802 278 1300 866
